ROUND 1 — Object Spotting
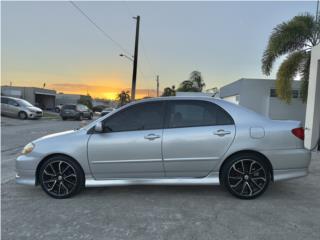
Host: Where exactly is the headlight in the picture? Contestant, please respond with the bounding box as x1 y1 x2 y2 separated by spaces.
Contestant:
21 143 35 155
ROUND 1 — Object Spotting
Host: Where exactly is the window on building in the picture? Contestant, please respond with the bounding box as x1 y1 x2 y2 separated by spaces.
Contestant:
270 89 277 97
292 90 299 98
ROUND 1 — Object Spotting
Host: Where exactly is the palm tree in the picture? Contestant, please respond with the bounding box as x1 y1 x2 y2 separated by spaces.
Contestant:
177 71 205 92
189 71 205 91
116 90 131 106
262 13 320 103
162 85 176 96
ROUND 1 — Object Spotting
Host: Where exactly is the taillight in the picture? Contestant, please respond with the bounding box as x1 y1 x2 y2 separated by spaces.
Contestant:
292 127 304 140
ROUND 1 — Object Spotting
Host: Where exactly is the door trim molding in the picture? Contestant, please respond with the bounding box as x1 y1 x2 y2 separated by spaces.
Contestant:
91 159 162 164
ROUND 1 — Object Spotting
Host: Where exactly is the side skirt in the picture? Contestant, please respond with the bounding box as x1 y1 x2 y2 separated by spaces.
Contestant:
85 172 220 187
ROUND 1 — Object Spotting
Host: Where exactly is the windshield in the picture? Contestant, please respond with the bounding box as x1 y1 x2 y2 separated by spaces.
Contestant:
17 99 33 107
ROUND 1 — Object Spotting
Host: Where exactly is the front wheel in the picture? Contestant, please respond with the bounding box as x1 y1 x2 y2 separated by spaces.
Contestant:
221 154 270 199
18 111 28 120
39 156 84 199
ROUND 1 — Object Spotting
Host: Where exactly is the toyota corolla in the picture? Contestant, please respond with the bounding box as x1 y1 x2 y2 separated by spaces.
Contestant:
16 97 311 199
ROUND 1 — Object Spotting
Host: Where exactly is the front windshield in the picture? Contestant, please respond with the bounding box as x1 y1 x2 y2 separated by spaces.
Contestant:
17 99 33 107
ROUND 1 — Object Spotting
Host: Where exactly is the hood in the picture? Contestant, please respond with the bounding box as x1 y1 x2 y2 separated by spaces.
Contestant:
27 106 42 112
33 130 76 143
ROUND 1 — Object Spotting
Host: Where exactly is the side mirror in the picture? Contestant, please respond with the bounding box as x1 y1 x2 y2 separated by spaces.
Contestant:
94 122 103 133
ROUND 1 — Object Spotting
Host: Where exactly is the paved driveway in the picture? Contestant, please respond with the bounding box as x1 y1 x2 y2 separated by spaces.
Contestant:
1 116 320 240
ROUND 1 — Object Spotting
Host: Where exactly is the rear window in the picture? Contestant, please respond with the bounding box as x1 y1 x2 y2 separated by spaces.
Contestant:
62 105 76 110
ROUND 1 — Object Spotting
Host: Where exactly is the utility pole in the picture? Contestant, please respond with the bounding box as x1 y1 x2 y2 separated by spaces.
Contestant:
131 15 140 101
156 75 159 97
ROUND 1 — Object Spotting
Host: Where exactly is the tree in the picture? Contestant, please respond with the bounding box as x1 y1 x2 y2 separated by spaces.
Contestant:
77 94 92 109
116 90 131 106
262 13 320 103
177 71 205 92
162 85 176 96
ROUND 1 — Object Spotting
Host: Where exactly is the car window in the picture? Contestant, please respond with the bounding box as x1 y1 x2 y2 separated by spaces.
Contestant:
1 97 8 104
16 99 33 107
7 99 19 107
103 101 164 132
63 105 76 110
167 100 234 128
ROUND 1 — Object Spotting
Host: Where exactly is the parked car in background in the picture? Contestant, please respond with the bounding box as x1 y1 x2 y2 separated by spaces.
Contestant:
16 97 311 199
100 107 115 117
55 104 63 113
60 104 93 121
1 96 43 120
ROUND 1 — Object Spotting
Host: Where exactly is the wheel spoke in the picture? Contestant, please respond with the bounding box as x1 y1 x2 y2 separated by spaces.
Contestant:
246 182 253 196
49 163 57 176
43 179 56 184
58 161 63 174
61 182 70 194
44 169 55 177
241 160 245 173
232 165 244 174
61 165 70 175
47 180 57 191
64 178 76 186
230 178 243 188
249 161 255 174
251 177 266 182
64 173 76 179
251 178 263 190
240 181 246 194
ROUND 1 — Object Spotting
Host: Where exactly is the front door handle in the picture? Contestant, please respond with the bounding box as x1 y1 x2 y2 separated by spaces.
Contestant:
144 134 161 140
214 129 231 137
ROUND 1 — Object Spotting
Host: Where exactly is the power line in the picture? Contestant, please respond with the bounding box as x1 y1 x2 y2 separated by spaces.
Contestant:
69 1 131 56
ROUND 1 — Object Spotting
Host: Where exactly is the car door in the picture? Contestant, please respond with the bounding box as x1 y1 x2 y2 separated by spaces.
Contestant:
162 100 235 178
88 101 165 179
7 99 20 117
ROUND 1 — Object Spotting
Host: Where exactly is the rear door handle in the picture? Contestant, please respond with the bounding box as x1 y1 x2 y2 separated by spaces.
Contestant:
214 129 231 137
144 134 161 140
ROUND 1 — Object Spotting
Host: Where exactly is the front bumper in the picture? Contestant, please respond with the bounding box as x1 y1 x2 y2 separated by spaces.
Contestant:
15 154 38 186
27 111 43 119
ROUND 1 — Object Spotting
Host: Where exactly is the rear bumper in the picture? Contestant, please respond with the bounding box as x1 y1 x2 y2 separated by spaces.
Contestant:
273 168 308 182
262 148 311 170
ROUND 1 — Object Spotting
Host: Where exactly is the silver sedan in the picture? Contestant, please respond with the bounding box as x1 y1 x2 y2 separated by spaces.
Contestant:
16 97 311 199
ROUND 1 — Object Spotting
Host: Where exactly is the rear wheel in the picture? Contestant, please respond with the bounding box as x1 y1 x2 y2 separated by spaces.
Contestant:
61 117 67 121
221 154 270 199
18 111 28 120
39 156 84 199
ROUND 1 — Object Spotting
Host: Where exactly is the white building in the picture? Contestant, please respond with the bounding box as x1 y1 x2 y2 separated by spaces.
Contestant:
219 78 306 123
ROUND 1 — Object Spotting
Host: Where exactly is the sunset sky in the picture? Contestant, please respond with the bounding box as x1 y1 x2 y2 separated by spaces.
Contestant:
2 1 317 99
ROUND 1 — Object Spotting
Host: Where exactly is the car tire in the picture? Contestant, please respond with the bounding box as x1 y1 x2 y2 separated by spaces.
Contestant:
220 154 270 199
89 113 93 120
55 108 60 113
39 156 85 199
62 117 67 121
18 111 28 120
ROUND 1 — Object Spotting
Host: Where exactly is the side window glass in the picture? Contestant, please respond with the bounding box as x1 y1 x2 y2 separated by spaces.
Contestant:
8 99 18 107
167 101 234 128
103 101 164 132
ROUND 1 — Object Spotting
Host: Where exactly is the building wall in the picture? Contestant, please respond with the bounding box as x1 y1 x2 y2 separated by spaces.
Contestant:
220 78 306 123
1 86 56 109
